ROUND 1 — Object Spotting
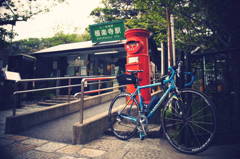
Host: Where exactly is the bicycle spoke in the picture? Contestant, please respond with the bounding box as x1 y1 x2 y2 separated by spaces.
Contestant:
172 123 186 142
165 121 184 128
183 97 193 108
164 117 183 122
190 120 214 125
166 109 182 119
162 89 216 154
169 103 181 114
189 122 211 143
188 124 201 147
190 121 213 135
191 113 213 121
188 106 209 119
109 93 138 140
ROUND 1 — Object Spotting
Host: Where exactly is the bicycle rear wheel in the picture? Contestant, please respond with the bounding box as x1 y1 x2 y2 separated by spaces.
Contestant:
161 88 216 154
108 92 139 140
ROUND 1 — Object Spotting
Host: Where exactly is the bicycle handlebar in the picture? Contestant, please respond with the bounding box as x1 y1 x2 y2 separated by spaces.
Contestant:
162 60 182 84
125 61 194 87
162 61 195 87
162 67 175 84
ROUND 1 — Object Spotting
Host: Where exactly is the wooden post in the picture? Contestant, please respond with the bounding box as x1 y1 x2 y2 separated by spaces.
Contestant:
200 56 206 92
160 42 165 76
166 8 173 67
170 14 176 66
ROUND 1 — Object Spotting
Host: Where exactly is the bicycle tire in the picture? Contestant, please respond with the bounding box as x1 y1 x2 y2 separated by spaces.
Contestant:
161 88 216 154
108 92 139 140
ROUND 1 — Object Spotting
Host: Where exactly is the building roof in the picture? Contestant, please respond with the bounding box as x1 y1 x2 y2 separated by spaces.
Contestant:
31 40 126 57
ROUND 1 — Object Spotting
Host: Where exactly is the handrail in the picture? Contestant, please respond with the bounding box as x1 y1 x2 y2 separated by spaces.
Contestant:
11 75 116 116
14 78 117 95
17 75 101 82
84 85 123 95
81 76 115 81
12 73 162 125
14 83 82 95
77 75 162 124
78 76 116 124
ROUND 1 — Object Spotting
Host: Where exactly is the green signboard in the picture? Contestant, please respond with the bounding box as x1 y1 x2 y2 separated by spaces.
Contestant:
89 20 125 43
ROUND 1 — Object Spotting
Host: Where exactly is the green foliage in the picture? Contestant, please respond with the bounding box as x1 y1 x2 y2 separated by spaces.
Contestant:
91 0 240 52
42 31 91 48
90 0 139 22
0 0 65 48
10 32 91 54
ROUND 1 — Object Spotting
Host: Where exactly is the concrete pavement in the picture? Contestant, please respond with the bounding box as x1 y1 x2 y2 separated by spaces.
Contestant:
1 98 240 159
0 104 44 135
1 128 240 159
17 101 111 144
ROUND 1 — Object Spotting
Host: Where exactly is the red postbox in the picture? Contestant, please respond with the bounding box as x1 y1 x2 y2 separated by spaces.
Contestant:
124 29 151 104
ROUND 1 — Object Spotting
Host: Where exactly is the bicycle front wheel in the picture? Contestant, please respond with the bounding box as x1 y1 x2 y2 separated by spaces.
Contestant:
162 88 216 154
108 92 139 140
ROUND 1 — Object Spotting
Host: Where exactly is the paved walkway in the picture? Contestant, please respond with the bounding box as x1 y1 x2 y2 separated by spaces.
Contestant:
1 130 240 159
17 101 111 144
0 104 44 135
1 105 240 159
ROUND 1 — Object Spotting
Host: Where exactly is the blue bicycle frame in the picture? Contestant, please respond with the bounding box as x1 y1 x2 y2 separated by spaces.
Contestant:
119 66 195 124
120 67 176 124
138 67 176 118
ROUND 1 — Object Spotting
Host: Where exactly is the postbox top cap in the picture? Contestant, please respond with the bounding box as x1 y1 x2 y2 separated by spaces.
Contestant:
125 29 150 38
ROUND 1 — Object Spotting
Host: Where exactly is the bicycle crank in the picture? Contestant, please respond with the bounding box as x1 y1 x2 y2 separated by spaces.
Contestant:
137 114 148 140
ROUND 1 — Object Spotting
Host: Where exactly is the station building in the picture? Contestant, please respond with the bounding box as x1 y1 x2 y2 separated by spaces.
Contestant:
30 40 126 78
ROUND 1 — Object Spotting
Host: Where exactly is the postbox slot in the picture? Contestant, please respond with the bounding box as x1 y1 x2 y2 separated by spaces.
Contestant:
125 40 142 54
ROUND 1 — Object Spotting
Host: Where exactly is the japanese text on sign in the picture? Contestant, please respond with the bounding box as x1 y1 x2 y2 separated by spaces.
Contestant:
89 20 125 43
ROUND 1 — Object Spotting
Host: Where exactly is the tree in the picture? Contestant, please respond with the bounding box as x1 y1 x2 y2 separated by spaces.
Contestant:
91 0 240 52
10 31 91 54
0 0 65 49
90 0 139 22
0 0 65 64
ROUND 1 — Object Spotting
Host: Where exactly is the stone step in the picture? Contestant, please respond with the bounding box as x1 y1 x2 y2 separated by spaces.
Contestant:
51 96 75 100
37 102 61 106
44 100 66 103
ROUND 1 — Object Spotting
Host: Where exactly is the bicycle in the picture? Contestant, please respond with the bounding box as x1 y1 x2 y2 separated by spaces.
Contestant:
108 62 216 154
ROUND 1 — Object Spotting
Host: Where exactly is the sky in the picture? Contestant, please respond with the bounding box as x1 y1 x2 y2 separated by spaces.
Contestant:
13 0 102 41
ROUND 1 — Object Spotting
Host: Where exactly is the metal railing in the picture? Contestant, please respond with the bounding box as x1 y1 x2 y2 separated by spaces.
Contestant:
75 77 163 124
12 75 117 116
74 76 127 124
12 75 161 125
